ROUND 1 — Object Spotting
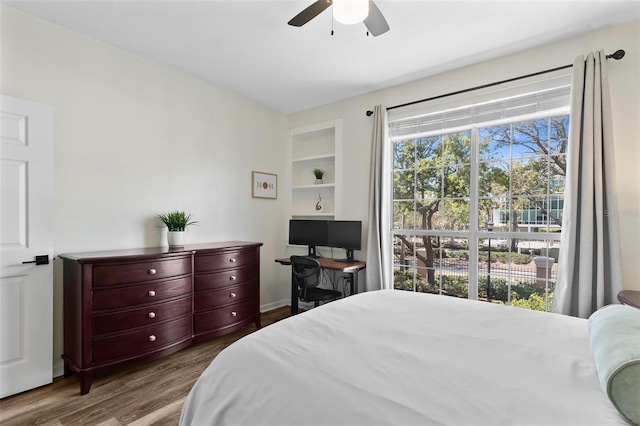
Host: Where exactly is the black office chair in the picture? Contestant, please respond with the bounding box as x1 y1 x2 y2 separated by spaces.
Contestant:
290 255 342 308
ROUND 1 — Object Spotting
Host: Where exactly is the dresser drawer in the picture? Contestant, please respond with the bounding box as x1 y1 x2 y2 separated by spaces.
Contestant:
93 257 192 287
93 276 192 311
93 296 192 336
194 298 258 334
194 282 256 311
93 315 192 364
194 249 256 273
194 266 255 292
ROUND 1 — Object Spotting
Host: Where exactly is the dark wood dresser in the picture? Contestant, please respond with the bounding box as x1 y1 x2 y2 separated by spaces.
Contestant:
60 241 262 395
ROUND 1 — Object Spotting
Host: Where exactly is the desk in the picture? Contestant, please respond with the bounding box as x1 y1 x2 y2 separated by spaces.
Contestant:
275 257 367 316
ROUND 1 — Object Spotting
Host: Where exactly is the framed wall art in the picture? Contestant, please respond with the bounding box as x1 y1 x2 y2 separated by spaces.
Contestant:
252 171 277 199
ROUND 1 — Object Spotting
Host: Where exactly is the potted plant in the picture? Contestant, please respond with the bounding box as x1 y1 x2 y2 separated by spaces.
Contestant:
312 168 326 184
156 210 198 247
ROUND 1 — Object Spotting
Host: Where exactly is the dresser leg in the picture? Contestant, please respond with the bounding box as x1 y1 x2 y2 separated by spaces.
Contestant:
255 316 262 329
80 371 93 395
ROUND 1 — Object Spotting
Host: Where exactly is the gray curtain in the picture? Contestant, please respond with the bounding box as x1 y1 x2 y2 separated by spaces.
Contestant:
366 105 390 291
552 50 623 318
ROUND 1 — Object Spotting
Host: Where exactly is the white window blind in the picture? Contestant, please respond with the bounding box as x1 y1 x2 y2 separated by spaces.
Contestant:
388 70 572 138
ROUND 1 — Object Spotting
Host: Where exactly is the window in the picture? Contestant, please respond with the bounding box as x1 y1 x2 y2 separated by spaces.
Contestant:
388 75 571 312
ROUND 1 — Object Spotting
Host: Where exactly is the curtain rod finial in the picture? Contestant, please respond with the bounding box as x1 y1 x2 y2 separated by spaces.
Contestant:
366 110 373 116
607 49 625 60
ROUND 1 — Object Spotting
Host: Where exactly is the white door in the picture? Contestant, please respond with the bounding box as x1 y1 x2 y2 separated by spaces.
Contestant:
0 95 54 398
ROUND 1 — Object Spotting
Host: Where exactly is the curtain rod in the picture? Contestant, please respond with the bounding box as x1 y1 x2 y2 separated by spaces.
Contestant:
365 49 625 116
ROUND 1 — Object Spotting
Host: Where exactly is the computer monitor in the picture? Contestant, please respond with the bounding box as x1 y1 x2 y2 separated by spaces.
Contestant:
288 220 328 257
327 220 362 262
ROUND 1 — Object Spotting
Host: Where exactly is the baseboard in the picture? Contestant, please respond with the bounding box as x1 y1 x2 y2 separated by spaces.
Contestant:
260 299 289 313
53 359 64 379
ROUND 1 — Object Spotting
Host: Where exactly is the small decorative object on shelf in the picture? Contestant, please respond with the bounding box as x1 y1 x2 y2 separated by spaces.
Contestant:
156 210 198 247
312 168 325 184
315 194 323 213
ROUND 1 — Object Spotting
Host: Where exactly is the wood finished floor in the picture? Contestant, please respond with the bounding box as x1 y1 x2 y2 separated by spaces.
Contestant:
0 306 292 426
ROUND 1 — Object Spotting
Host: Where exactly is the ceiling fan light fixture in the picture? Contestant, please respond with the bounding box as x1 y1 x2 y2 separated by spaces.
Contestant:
333 0 369 25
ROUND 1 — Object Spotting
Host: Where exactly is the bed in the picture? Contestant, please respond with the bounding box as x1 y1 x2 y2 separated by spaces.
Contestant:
180 290 638 425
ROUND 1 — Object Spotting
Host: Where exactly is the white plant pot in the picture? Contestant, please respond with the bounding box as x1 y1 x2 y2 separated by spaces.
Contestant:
167 231 185 247
314 178 323 184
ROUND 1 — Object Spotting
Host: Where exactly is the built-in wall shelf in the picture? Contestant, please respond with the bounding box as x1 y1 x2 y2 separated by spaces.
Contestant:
292 153 336 163
288 119 342 220
292 183 335 190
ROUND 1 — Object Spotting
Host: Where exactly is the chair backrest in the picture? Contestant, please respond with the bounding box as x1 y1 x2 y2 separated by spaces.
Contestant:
290 256 322 300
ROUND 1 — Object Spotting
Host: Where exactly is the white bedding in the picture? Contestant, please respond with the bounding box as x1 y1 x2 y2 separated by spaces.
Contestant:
180 290 627 425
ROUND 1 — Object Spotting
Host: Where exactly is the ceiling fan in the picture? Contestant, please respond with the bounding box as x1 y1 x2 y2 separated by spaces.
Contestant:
288 0 390 37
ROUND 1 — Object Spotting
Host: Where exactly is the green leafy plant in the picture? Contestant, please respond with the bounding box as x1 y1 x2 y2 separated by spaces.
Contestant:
156 211 198 231
312 168 326 179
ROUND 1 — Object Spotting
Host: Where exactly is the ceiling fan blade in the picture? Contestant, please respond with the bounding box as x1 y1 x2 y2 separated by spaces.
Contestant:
364 0 390 36
288 0 332 27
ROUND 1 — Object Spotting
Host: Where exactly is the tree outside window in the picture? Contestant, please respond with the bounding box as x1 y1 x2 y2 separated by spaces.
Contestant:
392 115 568 312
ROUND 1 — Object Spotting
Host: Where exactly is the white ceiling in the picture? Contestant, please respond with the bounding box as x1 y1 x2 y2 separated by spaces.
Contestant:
3 0 639 113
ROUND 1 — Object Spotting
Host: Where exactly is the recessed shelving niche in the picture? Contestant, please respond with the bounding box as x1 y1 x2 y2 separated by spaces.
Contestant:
289 119 342 219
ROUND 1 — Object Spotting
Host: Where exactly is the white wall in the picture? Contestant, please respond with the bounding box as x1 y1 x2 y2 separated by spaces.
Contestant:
288 20 640 293
1 6 291 376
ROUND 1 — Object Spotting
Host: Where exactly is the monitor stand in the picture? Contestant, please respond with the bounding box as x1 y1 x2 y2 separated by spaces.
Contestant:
335 249 357 263
307 246 320 258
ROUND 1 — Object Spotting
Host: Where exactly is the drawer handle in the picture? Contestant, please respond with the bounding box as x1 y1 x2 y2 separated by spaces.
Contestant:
229 258 237 263
231 311 237 317
148 335 156 342
148 290 156 297
148 312 156 319
149 268 157 275
230 292 237 298
230 275 237 281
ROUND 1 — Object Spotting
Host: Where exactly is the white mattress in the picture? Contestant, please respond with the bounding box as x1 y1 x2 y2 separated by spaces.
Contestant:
180 290 626 425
